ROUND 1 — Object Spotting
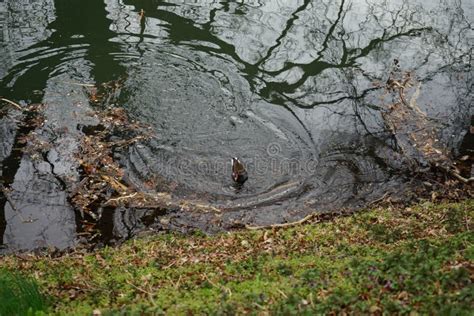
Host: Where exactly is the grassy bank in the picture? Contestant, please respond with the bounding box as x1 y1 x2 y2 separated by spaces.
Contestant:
1 200 473 315
0 269 49 315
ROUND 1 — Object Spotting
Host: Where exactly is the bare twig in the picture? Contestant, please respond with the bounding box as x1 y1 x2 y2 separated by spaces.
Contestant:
277 288 288 298
104 192 138 205
245 213 320 230
100 174 129 193
441 166 474 184
174 275 182 289
126 280 154 295
204 274 232 296
1 98 23 111
64 81 96 87
367 192 390 206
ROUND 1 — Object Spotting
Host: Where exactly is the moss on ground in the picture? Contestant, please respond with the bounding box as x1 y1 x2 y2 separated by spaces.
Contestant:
1 200 473 315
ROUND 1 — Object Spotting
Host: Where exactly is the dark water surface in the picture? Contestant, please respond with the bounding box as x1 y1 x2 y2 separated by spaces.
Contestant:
0 0 472 252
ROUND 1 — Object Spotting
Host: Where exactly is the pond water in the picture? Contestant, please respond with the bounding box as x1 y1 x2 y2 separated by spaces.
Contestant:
0 0 472 252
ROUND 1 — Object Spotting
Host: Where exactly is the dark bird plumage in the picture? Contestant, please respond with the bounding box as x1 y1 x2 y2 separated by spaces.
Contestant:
231 157 248 185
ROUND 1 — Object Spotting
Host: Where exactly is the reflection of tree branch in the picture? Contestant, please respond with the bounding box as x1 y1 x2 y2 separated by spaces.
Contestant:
202 5 220 32
315 0 346 60
260 26 430 107
281 102 315 147
255 0 312 68
319 87 379 107
127 0 470 115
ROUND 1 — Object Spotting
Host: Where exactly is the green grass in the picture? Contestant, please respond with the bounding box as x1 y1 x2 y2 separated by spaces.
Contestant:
0 199 472 315
0 269 49 316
